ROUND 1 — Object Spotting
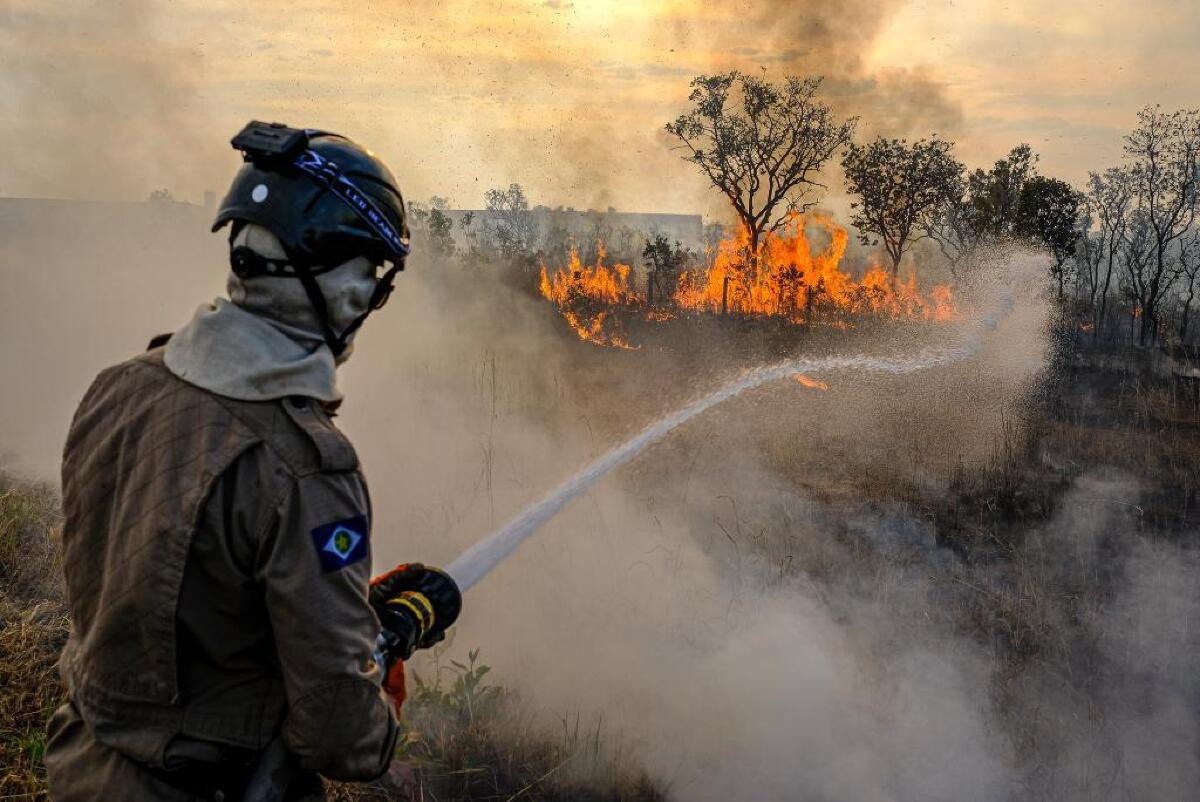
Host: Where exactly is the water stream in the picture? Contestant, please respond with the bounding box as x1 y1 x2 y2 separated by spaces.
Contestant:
446 301 1008 591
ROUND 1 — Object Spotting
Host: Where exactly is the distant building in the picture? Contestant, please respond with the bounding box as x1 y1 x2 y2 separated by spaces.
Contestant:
446 206 704 251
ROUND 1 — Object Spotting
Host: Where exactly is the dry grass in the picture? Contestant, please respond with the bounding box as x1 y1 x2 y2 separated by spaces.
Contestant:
330 648 662 802
0 598 68 799
0 476 67 800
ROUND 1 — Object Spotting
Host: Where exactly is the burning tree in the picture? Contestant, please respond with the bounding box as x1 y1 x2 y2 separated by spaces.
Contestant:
642 233 689 304
665 73 857 264
841 137 964 275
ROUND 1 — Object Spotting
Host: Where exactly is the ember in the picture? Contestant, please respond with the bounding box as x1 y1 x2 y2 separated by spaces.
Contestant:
793 374 830 390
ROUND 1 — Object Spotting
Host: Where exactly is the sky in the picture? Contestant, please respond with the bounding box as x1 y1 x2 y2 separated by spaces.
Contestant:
2 0 1198 219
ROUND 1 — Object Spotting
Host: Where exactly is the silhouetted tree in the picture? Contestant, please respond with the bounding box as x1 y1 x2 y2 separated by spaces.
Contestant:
926 144 1039 276
1123 105 1200 343
1177 228 1200 343
1014 176 1082 299
841 136 964 275
484 183 539 263
1119 209 1156 340
1082 167 1134 339
970 144 1039 238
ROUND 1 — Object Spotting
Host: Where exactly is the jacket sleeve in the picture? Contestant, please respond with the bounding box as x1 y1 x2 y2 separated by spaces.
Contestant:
255 467 399 781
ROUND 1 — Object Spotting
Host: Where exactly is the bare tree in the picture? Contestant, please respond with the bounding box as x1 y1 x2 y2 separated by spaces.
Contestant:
484 183 540 263
1120 209 1156 341
1074 212 1104 325
841 136 964 275
1123 105 1200 344
925 188 984 277
1177 228 1200 343
1083 167 1134 339
665 72 857 262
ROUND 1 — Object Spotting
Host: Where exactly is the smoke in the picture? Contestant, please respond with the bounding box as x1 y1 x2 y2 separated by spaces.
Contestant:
337 246 1043 798
695 0 964 140
0 1 223 201
1 1 961 215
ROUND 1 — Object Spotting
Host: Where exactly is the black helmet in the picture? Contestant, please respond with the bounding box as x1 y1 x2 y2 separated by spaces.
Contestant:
212 121 411 355
213 123 410 270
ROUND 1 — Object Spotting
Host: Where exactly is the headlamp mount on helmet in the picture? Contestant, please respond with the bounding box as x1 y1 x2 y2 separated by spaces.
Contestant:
217 120 412 357
231 121 310 164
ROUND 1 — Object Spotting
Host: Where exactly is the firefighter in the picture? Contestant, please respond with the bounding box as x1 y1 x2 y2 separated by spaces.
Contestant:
44 122 462 801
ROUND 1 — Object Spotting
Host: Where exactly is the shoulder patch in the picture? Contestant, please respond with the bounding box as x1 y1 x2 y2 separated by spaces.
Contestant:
311 515 369 573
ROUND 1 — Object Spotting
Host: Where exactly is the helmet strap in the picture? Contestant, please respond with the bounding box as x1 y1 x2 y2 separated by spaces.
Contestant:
291 261 351 358
230 223 401 358
290 259 402 358
333 261 402 346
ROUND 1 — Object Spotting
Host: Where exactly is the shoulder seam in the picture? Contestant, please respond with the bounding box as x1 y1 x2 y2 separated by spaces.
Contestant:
209 394 316 479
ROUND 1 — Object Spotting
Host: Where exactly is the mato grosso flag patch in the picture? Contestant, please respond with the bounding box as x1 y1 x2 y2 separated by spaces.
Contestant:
310 515 369 573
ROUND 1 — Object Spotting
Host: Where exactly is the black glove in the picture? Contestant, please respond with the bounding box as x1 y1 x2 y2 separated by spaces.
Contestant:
369 563 462 664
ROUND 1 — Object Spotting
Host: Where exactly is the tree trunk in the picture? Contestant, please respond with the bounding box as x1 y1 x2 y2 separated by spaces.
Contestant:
1140 299 1158 346
1095 248 1116 345
1181 289 1196 344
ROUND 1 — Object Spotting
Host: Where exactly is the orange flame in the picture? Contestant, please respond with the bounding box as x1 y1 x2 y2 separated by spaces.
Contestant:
675 213 956 324
793 373 830 391
536 214 956 348
538 246 640 349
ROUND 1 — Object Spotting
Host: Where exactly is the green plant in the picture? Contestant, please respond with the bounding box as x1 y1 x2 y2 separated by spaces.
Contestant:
410 647 504 725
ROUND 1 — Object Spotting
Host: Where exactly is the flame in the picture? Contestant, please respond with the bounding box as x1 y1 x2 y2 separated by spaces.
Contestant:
793 373 830 391
675 213 956 324
536 214 956 348
538 246 640 349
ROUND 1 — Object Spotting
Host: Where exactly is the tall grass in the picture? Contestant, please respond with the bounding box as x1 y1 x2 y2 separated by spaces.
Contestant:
0 475 66 800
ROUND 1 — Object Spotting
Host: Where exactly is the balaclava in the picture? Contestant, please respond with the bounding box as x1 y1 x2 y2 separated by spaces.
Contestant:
163 224 379 402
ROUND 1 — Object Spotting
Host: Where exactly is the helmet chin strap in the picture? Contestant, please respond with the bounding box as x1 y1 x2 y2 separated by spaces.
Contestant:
290 258 402 358
227 224 402 358
289 261 348 357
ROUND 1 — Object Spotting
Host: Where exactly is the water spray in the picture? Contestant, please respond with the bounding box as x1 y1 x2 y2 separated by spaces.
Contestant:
445 297 1010 591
